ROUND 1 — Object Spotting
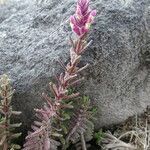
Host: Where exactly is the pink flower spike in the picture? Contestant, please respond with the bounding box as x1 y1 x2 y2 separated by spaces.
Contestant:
70 0 96 36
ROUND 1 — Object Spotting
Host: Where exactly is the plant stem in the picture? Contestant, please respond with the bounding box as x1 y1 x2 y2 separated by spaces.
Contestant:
80 132 87 150
4 85 9 150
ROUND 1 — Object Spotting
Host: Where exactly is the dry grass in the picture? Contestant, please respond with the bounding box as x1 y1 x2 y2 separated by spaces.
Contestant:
100 107 150 150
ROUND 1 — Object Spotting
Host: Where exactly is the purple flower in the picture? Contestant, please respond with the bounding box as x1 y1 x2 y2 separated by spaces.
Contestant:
70 0 96 36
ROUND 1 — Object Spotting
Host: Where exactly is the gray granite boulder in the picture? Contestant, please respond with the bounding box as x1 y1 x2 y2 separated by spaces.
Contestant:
0 0 150 132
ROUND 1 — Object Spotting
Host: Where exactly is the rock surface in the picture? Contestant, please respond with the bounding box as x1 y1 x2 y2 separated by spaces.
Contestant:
0 0 150 132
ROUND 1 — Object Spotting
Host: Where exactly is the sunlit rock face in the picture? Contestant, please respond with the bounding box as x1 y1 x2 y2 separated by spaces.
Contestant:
0 0 150 133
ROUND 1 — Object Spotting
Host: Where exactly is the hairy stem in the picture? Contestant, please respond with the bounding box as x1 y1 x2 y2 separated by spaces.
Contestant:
81 132 87 150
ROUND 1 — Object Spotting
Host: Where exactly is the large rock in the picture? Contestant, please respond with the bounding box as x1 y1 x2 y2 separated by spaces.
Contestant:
0 0 150 132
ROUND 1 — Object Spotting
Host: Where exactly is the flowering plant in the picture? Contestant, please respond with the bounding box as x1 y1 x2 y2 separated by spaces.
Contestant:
23 0 96 149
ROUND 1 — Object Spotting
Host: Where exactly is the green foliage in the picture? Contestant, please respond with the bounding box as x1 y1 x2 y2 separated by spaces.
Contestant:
23 0 97 149
58 95 97 149
0 74 22 150
94 129 105 145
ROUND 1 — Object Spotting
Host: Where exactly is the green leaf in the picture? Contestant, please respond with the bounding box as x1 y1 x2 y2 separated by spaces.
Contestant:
64 104 74 109
52 133 63 137
94 130 105 144
0 116 5 123
11 144 21 149
82 96 90 108
10 123 22 128
91 107 98 114
61 125 68 134
11 111 22 115
63 113 71 120
67 88 75 95
10 133 22 139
